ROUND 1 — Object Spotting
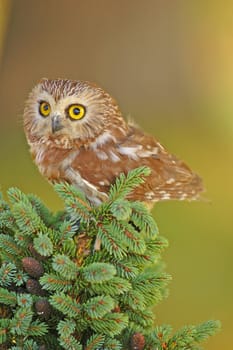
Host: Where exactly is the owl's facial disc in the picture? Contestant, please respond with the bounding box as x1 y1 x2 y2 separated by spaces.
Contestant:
27 79 122 143
51 114 64 133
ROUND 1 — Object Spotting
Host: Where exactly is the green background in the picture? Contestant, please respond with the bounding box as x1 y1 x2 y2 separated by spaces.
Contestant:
0 1 232 349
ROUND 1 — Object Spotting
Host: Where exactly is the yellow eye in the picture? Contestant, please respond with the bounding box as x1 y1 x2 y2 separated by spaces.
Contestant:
68 104 86 120
39 101 51 117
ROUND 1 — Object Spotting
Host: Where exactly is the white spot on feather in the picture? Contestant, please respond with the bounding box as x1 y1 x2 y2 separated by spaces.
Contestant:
146 191 154 196
118 146 140 160
109 151 120 162
117 144 159 160
90 132 116 150
161 193 171 200
166 178 175 184
159 190 167 195
97 151 108 160
179 193 187 200
145 191 155 200
138 147 158 157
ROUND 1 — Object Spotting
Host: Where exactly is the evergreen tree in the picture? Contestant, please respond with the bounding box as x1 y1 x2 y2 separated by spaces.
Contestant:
0 167 220 349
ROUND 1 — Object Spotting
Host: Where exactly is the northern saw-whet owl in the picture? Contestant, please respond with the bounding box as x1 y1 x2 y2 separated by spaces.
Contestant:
24 78 203 209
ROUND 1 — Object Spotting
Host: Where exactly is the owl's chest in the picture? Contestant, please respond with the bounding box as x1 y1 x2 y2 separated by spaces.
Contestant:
31 144 76 182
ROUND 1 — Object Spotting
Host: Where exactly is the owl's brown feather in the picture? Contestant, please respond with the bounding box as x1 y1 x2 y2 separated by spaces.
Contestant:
24 78 203 208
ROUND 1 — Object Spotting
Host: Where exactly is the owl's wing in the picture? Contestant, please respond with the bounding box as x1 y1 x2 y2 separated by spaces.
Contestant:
68 123 203 204
115 123 204 202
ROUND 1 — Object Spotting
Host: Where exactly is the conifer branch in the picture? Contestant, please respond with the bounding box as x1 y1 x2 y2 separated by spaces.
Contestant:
85 334 105 350
108 166 151 202
40 273 73 292
50 293 82 318
0 167 220 349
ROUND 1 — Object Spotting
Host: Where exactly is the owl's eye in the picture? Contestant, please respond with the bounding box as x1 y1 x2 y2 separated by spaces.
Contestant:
39 101 51 117
68 104 86 120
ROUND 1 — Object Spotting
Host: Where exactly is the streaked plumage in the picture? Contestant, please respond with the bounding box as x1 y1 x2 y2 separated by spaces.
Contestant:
24 78 203 208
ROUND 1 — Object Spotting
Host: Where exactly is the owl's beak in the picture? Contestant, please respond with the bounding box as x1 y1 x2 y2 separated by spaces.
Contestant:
51 115 64 133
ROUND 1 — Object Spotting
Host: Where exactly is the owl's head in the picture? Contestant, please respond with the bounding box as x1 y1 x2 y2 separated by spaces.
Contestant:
24 78 125 148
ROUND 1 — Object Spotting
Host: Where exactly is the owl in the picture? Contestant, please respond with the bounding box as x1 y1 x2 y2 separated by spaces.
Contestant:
23 78 203 209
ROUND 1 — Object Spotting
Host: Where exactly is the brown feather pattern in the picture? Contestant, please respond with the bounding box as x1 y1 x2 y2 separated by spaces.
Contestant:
24 78 203 207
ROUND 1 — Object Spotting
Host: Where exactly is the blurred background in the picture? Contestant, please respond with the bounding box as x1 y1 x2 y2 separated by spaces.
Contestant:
0 0 232 348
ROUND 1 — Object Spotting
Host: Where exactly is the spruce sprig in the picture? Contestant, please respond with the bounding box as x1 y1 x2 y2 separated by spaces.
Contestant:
108 166 151 202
